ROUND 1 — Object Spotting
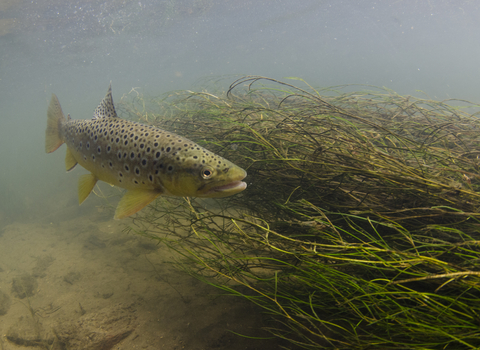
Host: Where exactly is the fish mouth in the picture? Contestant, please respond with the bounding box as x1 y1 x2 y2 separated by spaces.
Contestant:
202 169 248 197
209 180 247 194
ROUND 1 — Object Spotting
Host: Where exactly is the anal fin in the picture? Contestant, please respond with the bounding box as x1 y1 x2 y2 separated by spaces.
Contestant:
65 147 78 172
78 173 98 205
114 189 162 220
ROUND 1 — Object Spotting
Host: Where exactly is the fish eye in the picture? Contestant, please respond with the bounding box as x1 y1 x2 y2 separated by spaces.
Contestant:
201 168 214 179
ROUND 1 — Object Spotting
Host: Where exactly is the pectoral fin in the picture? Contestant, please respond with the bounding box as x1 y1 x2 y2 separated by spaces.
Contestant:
114 189 162 220
65 147 78 172
78 173 98 204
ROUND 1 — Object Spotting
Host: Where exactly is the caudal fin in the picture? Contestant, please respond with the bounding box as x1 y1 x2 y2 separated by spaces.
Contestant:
45 93 66 153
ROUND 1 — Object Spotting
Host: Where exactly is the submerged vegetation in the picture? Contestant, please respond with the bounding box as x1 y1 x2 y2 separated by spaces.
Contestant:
120 76 480 349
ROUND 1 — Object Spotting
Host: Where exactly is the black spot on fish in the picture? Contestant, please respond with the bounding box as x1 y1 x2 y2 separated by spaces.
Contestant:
130 152 135 159
148 175 153 182
119 172 123 177
154 142 159 147
86 142 90 150
141 159 147 167
117 151 122 160
135 167 140 175
155 151 161 159
124 140 128 146
109 161 113 168
107 145 111 153
97 146 101 154
124 164 130 172
166 147 171 152
167 165 173 171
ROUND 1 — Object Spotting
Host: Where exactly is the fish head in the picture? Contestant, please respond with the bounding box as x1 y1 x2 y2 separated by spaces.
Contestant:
161 153 247 198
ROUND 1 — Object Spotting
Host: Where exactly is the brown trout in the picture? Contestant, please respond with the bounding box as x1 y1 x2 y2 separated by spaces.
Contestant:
45 85 247 219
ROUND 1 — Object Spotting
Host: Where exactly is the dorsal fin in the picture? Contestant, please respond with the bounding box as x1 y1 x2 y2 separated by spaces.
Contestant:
92 83 118 120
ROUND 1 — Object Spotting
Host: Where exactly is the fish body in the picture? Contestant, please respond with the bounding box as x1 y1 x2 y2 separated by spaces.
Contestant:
45 85 247 219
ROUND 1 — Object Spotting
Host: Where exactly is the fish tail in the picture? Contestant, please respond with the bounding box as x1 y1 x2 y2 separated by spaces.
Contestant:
45 93 66 153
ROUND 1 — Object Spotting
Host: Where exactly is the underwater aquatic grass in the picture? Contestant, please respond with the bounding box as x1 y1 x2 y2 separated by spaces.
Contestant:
120 76 480 349
125 198 480 349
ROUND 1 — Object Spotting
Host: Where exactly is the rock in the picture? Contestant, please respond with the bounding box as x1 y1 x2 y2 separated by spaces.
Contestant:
63 271 81 285
5 315 54 347
0 289 11 315
32 255 55 278
11 274 37 299
85 234 107 249
54 303 137 350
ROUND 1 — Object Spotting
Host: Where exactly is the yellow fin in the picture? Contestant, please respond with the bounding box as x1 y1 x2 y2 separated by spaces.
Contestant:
45 94 66 153
65 147 78 172
114 189 162 220
78 173 98 205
